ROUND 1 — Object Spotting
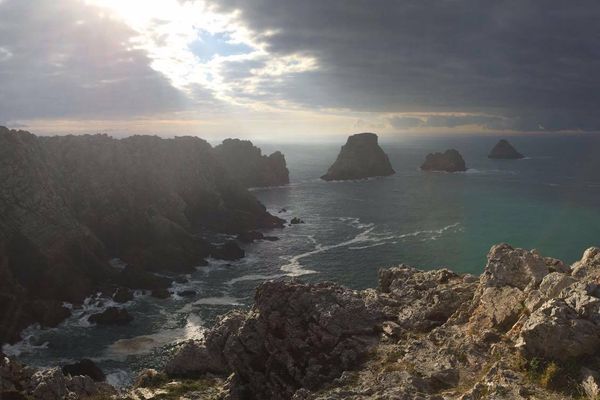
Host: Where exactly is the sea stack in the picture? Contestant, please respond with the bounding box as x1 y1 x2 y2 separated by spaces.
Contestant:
420 149 467 172
488 139 524 159
321 133 395 181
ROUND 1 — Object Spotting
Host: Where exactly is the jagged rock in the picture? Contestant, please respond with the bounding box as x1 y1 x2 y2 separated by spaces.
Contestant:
88 307 133 325
378 266 477 332
467 286 526 334
517 298 600 361
112 287 134 303
28 368 68 400
488 139 525 159
321 133 395 181
571 247 600 278
215 138 289 188
538 272 577 298
290 217 305 225
211 241 245 261
480 244 548 291
61 359 105 382
420 149 467 172
222 281 382 399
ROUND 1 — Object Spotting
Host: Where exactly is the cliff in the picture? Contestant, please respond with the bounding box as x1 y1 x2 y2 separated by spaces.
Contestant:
321 133 395 181
0 127 283 344
489 139 525 159
140 244 600 400
421 149 467 172
215 139 289 188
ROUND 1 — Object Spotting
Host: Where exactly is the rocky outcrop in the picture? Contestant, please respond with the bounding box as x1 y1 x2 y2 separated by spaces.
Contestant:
1 356 115 400
0 126 284 344
161 243 600 400
321 133 395 181
420 149 467 172
488 139 525 159
215 138 289 188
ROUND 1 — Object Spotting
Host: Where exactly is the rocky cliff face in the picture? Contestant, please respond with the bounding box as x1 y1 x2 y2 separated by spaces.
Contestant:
215 139 289 188
0 127 284 344
156 243 600 400
420 149 467 172
321 133 395 181
489 139 525 159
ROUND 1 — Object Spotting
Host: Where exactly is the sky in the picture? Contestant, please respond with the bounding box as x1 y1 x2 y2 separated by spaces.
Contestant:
1 0 600 140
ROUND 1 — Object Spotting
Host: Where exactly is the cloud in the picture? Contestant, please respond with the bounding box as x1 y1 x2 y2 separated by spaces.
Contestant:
207 0 600 131
0 0 188 120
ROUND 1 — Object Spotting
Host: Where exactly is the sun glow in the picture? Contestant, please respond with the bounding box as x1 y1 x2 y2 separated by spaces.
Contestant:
82 0 318 109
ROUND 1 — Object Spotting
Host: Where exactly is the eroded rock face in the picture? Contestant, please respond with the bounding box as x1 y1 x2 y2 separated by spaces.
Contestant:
215 138 290 188
420 149 467 172
488 139 525 159
0 127 284 343
321 133 395 181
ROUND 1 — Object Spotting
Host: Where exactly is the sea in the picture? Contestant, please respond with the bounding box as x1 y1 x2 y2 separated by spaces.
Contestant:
4 133 600 387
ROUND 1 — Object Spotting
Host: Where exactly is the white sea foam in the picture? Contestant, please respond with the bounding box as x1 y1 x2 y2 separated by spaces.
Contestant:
2 326 49 357
106 369 131 388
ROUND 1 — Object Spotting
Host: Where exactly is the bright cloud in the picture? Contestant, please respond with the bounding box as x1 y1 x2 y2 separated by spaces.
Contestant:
84 0 318 108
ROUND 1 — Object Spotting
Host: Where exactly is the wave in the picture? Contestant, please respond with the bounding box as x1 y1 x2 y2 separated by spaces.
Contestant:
2 325 49 357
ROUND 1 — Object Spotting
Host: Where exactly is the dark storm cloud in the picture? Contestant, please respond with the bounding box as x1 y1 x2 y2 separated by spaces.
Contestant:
210 0 600 131
0 0 187 120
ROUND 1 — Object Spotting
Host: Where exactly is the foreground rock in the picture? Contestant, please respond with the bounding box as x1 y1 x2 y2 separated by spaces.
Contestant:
215 138 290 188
321 133 395 181
157 243 600 400
420 149 467 172
61 359 105 382
488 139 525 159
0 126 284 344
1 356 115 400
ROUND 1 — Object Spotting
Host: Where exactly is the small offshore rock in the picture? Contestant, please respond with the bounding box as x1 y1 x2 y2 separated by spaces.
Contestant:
112 287 134 303
420 149 467 172
488 139 524 159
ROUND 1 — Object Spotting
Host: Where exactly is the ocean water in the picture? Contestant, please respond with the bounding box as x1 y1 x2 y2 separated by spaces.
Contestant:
5 133 600 386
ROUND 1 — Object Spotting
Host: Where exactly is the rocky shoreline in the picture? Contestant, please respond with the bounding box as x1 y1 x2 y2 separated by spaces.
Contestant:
0 127 288 345
4 243 600 399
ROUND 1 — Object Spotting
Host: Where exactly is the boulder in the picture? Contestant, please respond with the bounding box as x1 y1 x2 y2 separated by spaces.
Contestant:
112 287 134 303
321 133 395 181
290 217 305 225
571 247 600 279
420 149 467 172
210 241 245 261
488 139 524 159
480 244 548 291
61 359 105 382
88 307 133 325
517 298 600 361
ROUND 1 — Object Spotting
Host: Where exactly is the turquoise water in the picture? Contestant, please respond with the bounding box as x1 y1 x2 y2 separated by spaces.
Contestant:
5 133 600 385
